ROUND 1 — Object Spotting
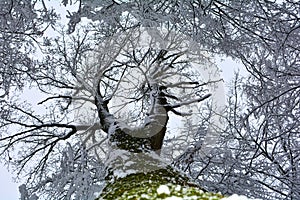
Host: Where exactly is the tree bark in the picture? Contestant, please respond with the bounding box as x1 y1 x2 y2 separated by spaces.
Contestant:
96 148 225 199
94 83 226 199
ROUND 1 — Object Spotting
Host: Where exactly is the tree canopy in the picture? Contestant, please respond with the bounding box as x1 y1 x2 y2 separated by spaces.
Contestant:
0 1 299 199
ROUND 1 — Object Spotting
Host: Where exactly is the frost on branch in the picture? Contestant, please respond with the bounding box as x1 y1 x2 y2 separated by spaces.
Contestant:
2 1 298 199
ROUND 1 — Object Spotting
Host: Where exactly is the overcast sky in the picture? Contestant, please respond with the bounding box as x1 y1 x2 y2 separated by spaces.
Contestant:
0 164 19 199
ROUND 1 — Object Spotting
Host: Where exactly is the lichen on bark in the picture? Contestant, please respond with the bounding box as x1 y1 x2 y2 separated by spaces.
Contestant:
97 165 224 200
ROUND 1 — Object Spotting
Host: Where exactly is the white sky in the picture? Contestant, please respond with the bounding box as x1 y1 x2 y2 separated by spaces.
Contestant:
0 2 246 199
0 164 19 199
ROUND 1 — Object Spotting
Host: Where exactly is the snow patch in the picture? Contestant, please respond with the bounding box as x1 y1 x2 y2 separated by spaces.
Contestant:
105 148 168 178
141 193 151 199
174 185 181 192
165 196 183 200
157 185 171 195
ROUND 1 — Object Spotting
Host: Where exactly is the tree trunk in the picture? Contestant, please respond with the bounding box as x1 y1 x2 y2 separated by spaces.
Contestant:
94 85 226 199
96 144 225 200
93 126 225 199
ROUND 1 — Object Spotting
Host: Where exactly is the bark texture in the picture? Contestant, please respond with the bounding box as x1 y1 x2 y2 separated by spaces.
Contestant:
97 161 224 200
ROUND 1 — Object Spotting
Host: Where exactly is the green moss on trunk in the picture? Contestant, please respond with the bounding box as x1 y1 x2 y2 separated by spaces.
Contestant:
97 167 224 200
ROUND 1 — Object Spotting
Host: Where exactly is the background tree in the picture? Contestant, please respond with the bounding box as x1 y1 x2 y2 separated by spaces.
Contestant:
0 0 299 199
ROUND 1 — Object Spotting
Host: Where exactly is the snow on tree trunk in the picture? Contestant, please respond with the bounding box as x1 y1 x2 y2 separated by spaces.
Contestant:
93 69 226 199
96 137 224 200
